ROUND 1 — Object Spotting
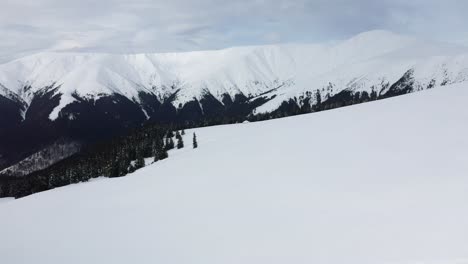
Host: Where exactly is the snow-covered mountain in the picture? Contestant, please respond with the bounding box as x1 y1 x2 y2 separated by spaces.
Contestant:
1 83 467 264
1 30 468 171
1 30 468 120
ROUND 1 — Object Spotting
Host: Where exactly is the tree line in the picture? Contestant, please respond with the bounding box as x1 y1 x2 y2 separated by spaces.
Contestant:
0 124 198 198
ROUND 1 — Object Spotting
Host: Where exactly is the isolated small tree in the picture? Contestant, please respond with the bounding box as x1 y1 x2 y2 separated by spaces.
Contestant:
181 129 185 135
193 133 198 149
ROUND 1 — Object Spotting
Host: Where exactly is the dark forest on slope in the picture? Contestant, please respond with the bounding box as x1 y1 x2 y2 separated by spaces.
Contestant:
0 124 176 198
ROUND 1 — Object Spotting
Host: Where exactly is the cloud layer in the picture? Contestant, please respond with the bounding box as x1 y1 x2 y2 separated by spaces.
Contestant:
1 0 468 62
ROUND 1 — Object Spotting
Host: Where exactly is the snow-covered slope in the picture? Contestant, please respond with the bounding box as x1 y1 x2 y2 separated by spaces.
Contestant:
1 30 468 120
1 83 467 264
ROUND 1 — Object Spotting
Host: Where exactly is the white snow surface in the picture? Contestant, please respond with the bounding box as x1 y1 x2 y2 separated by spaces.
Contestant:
1 30 468 120
1 83 468 264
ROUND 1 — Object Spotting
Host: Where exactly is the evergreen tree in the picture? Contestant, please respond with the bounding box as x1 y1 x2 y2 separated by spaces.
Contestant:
193 133 198 149
167 130 174 138
159 147 169 160
169 138 175 149
181 129 185 135
165 138 170 150
108 161 121 178
315 89 322 109
153 139 168 162
128 163 136 173
134 155 145 170
117 157 129 176
152 141 158 159
165 137 175 150
370 89 378 100
177 134 184 149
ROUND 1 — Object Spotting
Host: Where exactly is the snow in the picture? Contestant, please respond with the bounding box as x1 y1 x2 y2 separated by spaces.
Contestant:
1 83 467 264
1 30 468 120
0 197 14 204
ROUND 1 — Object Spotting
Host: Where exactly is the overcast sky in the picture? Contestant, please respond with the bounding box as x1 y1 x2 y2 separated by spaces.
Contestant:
1 0 468 62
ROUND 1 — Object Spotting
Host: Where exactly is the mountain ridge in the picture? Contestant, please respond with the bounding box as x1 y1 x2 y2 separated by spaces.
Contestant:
1 30 468 173
1 30 467 121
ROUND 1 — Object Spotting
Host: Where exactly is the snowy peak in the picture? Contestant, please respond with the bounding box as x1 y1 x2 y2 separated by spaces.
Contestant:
0 30 468 120
333 30 417 60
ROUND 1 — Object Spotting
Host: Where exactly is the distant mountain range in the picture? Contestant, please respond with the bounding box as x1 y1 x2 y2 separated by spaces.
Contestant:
1 30 468 173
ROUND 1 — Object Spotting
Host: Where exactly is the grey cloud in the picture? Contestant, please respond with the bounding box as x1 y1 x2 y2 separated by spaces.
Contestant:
1 0 468 62
2 24 42 33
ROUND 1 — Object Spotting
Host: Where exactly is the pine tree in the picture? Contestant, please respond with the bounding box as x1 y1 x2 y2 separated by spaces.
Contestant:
165 137 175 150
154 139 168 162
128 163 136 173
135 155 145 170
193 133 198 149
117 157 129 176
181 129 185 135
315 89 322 107
108 161 120 178
167 130 174 138
165 138 170 150
169 138 175 149
370 89 378 100
177 135 184 149
159 147 168 160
